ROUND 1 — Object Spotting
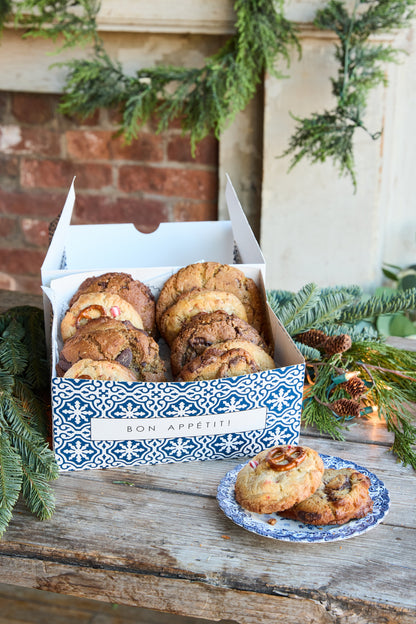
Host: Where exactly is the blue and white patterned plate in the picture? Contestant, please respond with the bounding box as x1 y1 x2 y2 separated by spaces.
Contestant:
216 453 390 543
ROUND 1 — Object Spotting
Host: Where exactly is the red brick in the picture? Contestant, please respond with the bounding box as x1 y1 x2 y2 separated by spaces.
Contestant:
11 92 54 125
0 190 66 218
0 126 61 157
20 218 50 247
118 166 218 200
14 274 43 295
0 216 15 238
66 130 112 160
75 194 169 231
0 248 46 275
172 199 218 222
0 92 8 121
167 135 218 165
0 272 17 290
0 154 19 182
111 133 164 162
21 159 113 190
62 108 100 127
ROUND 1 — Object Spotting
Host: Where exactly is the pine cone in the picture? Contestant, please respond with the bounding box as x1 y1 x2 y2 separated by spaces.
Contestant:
324 334 352 356
331 399 361 418
295 329 327 349
342 377 368 399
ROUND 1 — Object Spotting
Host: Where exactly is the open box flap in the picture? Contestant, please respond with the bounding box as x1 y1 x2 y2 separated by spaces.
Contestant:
41 175 265 281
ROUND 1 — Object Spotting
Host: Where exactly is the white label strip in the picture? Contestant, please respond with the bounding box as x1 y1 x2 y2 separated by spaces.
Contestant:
90 408 267 441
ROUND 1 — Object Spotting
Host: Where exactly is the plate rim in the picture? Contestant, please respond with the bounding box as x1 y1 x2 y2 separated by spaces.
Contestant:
216 453 390 543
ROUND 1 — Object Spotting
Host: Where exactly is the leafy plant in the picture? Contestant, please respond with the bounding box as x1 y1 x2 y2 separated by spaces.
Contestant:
0 306 59 537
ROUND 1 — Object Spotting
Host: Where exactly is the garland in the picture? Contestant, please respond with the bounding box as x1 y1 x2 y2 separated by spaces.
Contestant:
7 0 300 151
281 0 416 189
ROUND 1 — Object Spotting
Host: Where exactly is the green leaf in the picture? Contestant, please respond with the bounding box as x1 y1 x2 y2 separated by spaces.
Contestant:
376 314 393 336
389 313 416 337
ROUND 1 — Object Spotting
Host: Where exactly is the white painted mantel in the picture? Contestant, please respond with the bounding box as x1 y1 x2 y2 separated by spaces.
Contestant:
1 1 415 291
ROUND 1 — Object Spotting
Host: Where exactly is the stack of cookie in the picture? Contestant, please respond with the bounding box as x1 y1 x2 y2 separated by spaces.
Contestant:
155 262 275 381
58 272 166 382
235 445 374 525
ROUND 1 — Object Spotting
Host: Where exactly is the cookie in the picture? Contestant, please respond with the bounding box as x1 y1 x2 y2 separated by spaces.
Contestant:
63 358 137 382
69 272 156 336
170 311 271 377
176 347 261 382
156 262 267 337
57 317 166 382
158 289 248 345
279 468 374 525
61 292 144 341
234 445 325 514
176 339 275 381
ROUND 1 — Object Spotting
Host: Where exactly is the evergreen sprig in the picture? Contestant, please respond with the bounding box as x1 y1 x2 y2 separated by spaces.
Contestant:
6 0 300 152
0 306 58 537
281 0 416 189
268 284 416 467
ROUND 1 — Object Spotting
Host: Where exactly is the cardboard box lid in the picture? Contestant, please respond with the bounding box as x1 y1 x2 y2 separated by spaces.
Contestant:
41 175 265 286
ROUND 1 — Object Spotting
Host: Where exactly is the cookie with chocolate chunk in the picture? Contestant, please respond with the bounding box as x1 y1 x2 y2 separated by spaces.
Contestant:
57 317 166 382
69 272 156 336
156 262 267 338
235 445 324 514
170 311 271 377
176 347 261 382
279 468 373 525
63 358 138 382
61 292 144 341
177 339 274 381
158 289 248 345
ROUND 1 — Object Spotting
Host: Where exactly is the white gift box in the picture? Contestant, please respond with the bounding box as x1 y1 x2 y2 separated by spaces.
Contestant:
41 176 305 471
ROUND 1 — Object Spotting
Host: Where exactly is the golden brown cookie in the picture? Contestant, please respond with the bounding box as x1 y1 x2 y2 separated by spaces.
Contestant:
176 347 261 382
57 317 166 382
156 262 267 337
69 272 156 336
176 339 275 381
235 445 325 514
279 468 374 525
63 358 137 382
170 311 271 377
61 292 144 341
158 289 248 345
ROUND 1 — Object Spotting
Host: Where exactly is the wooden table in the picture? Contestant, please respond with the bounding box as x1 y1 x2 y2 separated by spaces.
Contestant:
1 291 415 624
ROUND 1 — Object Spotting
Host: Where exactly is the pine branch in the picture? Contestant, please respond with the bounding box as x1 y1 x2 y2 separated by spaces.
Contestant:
0 433 23 537
340 288 416 323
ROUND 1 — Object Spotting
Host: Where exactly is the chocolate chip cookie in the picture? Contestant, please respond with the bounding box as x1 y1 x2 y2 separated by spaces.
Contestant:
57 317 166 381
156 262 267 338
170 310 270 377
158 289 248 345
279 468 373 525
63 358 138 382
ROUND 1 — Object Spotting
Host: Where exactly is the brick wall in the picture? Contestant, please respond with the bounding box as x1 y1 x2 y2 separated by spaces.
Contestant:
0 91 219 295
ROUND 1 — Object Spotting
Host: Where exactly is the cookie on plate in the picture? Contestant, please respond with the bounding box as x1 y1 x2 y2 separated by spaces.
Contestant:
158 289 248 345
170 310 271 377
156 262 267 338
69 272 156 336
235 445 324 514
61 292 144 341
279 467 373 525
63 358 137 382
176 339 275 381
57 317 166 382
176 346 261 382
